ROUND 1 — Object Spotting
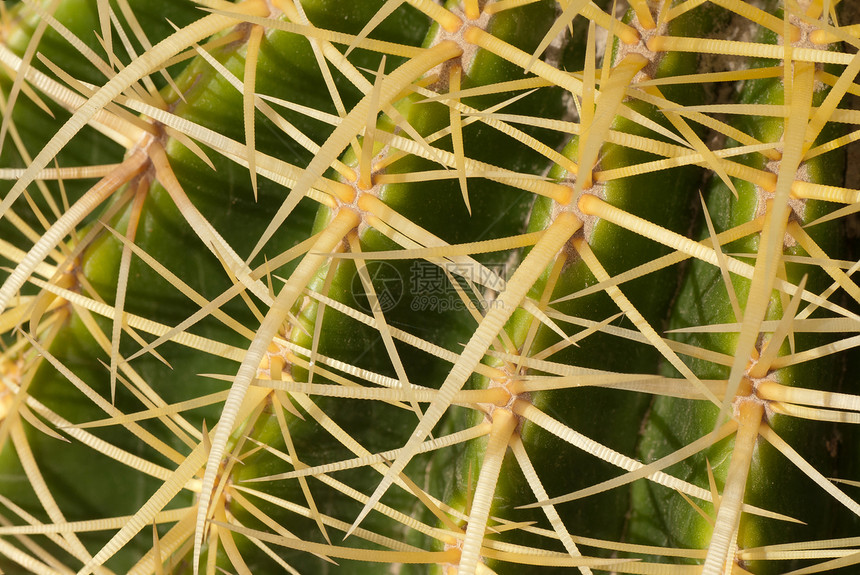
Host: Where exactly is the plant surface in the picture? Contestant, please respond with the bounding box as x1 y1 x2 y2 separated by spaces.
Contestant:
0 0 859 573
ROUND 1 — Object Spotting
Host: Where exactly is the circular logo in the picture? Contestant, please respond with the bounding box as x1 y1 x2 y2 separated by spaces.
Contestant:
350 261 404 313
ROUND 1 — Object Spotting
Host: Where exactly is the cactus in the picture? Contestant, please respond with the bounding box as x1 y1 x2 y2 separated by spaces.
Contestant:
0 0 858 573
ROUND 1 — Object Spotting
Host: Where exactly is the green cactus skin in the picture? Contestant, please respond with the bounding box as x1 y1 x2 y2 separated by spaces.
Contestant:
446 3 735 572
628 6 857 574
0 0 858 574
239 3 571 573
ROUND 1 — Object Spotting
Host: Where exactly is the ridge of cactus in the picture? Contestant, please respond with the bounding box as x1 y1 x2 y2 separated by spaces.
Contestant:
0 0 858 574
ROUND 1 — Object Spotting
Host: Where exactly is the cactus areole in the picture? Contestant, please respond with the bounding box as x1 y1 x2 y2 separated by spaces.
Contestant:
0 0 858 574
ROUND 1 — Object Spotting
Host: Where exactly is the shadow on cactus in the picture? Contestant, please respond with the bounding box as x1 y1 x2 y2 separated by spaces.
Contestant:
0 0 859 573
